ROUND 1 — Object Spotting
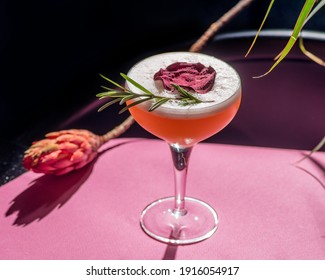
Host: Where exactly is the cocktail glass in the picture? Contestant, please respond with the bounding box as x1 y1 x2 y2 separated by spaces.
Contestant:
126 52 241 244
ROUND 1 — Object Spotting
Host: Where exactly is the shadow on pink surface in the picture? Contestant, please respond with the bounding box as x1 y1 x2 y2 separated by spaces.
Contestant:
294 153 325 240
5 159 96 226
295 154 325 191
4 141 131 226
162 244 178 260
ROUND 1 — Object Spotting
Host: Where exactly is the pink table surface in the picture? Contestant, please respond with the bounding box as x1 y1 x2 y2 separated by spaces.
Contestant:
0 138 324 260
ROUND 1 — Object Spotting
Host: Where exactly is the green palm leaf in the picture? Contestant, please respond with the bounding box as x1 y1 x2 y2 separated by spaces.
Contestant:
298 0 325 66
247 0 318 77
245 0 275 58
255 0 316 78
304 0 325 25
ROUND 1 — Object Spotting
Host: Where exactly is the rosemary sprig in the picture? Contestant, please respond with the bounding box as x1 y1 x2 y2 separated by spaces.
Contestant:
97 73 213 114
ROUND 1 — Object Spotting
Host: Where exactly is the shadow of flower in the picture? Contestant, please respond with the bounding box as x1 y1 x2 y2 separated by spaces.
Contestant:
5 141 133 226
5 159 96 226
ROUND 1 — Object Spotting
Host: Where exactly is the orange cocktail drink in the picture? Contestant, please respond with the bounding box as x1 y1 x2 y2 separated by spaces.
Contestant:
126 52 241 147
128 97 241 146
121 51 242 244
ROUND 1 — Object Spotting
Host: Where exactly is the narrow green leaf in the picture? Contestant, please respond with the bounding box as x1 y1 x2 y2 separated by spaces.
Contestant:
299 36 325 66
97 94 129 100
98 96 112 100
120 73 153 95
304 0 325 25
107 93 131 98
245 0 275 57
171 84 202 103
100 85 114 91
99 73 127 91
298 0 325 66
119 95 139 105
98 98 122 112
179 99 200 106
96 92 111 98
96 90 126 98
118 97 153 114
149 98 170 111
172 84 190 97
254 0 316 78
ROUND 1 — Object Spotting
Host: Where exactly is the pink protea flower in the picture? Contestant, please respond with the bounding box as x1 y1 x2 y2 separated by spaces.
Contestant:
23 129 104 175
23 116 135 175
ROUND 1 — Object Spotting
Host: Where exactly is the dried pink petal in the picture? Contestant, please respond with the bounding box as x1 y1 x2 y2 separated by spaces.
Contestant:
153 62 216 94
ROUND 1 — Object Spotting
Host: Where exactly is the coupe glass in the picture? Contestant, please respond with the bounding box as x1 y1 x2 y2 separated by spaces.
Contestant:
126 52 241 244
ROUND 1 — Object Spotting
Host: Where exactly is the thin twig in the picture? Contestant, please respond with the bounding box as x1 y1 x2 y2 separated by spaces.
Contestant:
190 0 256 52
99 115 135 144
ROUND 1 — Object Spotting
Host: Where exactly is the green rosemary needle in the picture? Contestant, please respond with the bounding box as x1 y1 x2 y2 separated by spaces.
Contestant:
96 73 213 114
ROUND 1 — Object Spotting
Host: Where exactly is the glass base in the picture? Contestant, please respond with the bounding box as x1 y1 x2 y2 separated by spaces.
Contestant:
140 197 218 245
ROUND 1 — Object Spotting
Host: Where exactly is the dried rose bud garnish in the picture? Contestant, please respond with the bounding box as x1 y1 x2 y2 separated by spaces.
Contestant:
153 62 216 94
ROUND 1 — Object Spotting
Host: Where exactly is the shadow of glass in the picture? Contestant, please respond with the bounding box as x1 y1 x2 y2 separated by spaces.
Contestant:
161 220 215 259
162 244 178 260
161 230 182 260
5 141 133 226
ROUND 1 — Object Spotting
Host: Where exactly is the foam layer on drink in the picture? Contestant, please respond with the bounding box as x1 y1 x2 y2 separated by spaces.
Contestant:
126 52 241 118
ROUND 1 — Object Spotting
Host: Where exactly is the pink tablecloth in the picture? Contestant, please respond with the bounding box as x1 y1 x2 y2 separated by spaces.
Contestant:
0 138 324 260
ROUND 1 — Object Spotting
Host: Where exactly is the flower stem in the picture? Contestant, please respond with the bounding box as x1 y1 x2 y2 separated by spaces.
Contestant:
190 0 256 52
99 115 135 145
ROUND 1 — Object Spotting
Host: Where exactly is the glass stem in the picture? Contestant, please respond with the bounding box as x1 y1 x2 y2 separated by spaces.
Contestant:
169 144 193 216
